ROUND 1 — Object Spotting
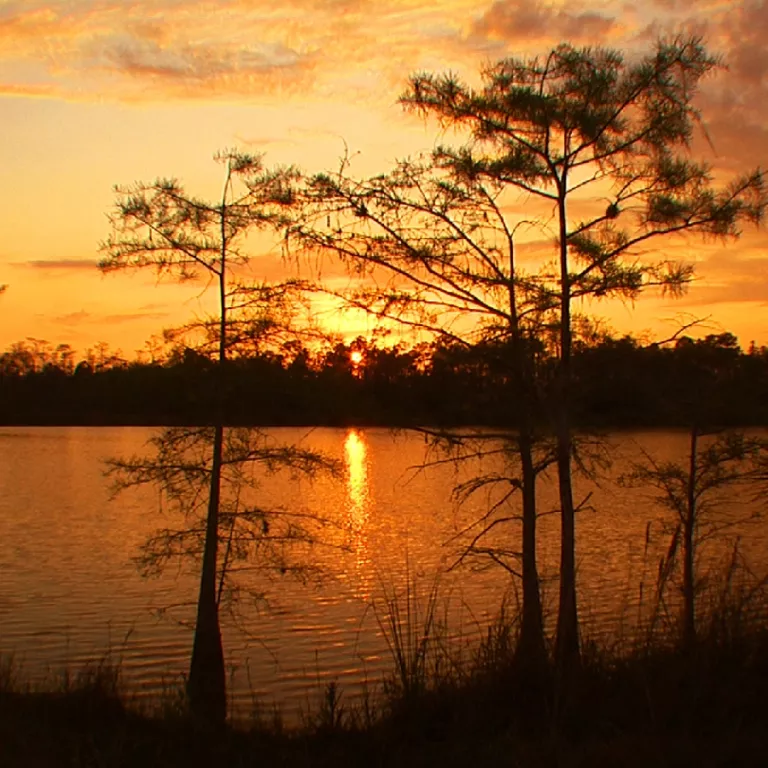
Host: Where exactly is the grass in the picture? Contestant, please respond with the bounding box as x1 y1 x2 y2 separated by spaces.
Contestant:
3 570 768 767
371 569 447 700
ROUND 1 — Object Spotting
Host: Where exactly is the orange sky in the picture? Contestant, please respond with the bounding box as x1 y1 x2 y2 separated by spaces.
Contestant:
1 0 767 356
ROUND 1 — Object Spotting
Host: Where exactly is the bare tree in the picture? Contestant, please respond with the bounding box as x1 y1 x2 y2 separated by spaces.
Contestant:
622 429 766 649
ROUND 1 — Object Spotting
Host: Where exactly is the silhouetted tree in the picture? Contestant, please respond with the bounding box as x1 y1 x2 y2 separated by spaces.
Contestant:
99 149 328 724
622 430 766 649
399 36 767 676
293 150 556 680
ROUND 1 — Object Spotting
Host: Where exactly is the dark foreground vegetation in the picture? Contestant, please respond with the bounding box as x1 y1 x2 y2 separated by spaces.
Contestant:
3 589 768 768
2 330 767 427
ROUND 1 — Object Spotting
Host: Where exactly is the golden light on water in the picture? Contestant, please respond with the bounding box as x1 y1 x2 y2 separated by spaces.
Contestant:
344 429 372 594
344 429 369 527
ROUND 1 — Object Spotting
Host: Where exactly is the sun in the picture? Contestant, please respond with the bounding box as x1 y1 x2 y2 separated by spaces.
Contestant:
350 350 363 366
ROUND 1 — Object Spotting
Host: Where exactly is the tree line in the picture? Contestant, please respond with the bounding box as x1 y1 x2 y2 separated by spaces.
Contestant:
2 330 768 428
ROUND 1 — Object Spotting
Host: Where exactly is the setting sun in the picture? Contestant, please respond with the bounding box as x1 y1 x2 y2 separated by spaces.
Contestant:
350 350 364 366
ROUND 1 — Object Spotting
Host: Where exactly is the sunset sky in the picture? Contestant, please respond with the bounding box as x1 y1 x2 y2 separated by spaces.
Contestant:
1 0 767 357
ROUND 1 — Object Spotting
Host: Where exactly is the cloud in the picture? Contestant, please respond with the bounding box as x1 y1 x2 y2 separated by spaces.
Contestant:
721 0 768 87
0 4 65 43
647 0 721 8
671 2 768 173
102 311 170 324
18 259 99 271
0 82 60 98
55 310 91 325
78 24 321 101
235 124 349 150
677 249 768 307
234 134 299 149
0 0 321 102
693 111 768 173
631 15 711 44
0 0 544 107
472 0 617 43
95 35 306 81
54 309 171 326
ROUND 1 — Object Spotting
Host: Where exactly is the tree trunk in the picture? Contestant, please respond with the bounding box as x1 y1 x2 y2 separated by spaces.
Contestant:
554 422 579 675
187 201 229 724
506 233 547 674
554 178 580 679
516 430 547 672
187 423 226 724
683 425 698 650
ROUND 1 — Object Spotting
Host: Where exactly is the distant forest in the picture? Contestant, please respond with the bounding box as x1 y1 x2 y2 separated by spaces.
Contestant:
1 331 766 428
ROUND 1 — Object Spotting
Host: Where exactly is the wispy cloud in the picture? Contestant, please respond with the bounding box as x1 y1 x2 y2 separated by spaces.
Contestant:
54 310 91 325
0 82 60 98
19 259 99 271
677 247 768 307
102 311 170 324
721 0 768 86
93 34 311 82
54 309 171 326
470 0 617 43
0 0 322 101
1 0 766 109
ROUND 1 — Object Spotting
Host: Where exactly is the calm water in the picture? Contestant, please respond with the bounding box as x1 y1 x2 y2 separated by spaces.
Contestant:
0 427 765 719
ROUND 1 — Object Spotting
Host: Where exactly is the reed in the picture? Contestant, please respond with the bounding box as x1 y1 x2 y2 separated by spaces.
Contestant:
370 568 447 701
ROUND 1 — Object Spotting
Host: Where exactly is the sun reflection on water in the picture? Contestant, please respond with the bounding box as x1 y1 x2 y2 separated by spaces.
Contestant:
345 429 369 525
344 429 372 594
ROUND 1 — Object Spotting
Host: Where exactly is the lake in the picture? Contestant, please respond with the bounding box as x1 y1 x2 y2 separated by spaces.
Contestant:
0 427 765 720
